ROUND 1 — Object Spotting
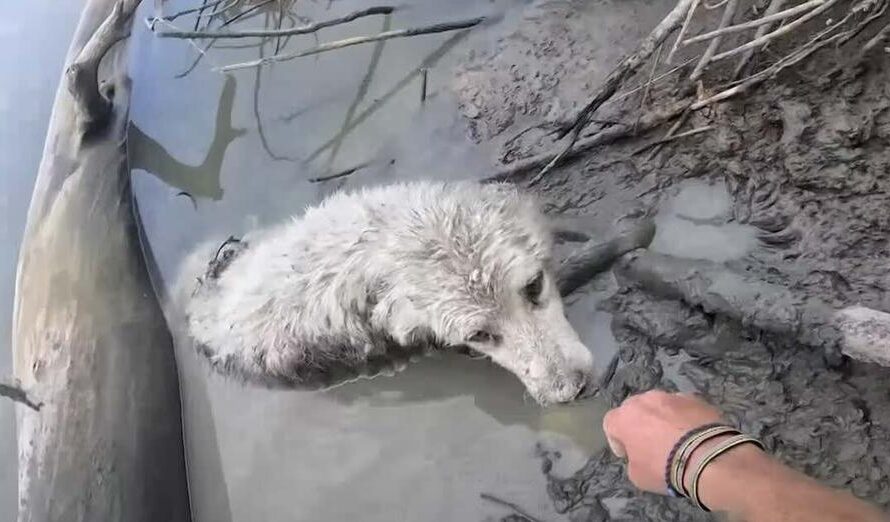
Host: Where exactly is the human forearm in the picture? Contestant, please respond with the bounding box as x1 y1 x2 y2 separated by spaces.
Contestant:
694 443 887 522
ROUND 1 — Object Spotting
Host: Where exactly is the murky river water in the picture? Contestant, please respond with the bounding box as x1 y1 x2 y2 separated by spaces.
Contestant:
130 1 614 520
1 1 759 520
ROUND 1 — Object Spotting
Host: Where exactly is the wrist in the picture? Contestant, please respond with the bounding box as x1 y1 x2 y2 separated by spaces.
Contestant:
682 434 773 515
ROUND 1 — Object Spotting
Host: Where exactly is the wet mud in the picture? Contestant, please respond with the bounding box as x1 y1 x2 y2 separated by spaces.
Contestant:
454 0 890 518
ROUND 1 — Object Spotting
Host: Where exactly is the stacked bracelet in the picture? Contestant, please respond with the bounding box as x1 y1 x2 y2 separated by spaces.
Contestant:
689 433 765 511
664 422 764 512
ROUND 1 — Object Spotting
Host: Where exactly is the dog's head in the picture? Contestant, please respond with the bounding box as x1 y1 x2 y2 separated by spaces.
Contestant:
379 182 595 405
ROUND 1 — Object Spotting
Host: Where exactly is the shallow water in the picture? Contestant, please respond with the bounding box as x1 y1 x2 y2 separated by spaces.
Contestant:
652 179 759 262
129 1 614 520
0 2 85 518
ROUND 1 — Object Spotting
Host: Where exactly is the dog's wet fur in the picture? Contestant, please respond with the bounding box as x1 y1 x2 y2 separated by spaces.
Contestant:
182 181 597 405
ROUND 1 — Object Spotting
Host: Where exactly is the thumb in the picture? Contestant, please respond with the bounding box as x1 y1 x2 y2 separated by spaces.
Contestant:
605 432 627 458
602 410 627 458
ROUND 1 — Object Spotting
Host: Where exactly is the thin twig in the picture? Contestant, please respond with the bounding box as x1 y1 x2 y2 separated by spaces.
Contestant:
479 493 545 522
838 0 888 46
707 0 842 64
632 125 713 154
195 0 211 31
420 68 429 104
690 0 738 80
683 0 823 46
863 19 890 53
636 42 664 133
252 24 298 162
537 0 697 182
308 161 373 182
217 16 486 72
175 0 276 79
612 57 696 101
692 13 852 110
156 6 394 38
666 0 700 64
147 0 228 28
485 102 689 184
732 0 786 79
0 377 42 411
645 107 690 162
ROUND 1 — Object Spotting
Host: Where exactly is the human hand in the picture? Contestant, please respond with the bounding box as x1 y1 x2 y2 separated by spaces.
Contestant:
601 390 724 493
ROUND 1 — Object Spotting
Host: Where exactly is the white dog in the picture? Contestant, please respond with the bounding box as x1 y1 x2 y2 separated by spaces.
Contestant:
185 181 617 404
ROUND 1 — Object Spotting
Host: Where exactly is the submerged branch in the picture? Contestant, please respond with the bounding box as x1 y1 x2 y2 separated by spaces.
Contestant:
217 16 486 72
480 493 545 522
155 6 394 39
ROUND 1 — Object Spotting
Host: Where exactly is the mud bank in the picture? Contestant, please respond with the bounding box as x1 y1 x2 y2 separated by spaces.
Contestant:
454 0 890 518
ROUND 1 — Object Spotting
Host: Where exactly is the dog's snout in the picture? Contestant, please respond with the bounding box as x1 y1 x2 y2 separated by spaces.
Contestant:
572 371 593 399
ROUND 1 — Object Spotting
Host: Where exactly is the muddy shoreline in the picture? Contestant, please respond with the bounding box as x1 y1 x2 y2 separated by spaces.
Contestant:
453 0 890 518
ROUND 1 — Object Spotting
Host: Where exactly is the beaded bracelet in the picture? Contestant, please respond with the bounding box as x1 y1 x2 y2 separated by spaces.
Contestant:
663 422 731 497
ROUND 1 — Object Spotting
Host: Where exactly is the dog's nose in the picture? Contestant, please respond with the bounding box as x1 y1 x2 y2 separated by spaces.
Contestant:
573 371 593 399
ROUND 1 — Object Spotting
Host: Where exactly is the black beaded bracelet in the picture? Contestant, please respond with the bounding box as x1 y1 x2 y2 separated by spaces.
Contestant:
664 422 727 498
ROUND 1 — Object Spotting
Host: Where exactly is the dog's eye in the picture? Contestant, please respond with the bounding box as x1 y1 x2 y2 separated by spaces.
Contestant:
467 330 494 344
523 271 545 305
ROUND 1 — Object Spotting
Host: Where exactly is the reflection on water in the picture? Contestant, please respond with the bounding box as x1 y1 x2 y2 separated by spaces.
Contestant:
129 75 245 201
129 0 608 520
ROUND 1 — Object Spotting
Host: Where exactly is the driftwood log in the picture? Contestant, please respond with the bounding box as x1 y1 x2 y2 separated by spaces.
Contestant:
615 251 890 367
12 0 191 520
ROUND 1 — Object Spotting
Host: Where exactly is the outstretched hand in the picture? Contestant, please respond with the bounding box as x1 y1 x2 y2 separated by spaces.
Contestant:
602 390 724 493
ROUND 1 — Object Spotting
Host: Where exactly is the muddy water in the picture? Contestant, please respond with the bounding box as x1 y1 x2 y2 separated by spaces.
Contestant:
129 1 619 520
0 2 85 518
651 180 759 263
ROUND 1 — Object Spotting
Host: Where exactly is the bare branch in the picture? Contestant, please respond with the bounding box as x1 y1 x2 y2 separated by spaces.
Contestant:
147 0 229 28
732 0 786 79
690 0 738 80
155 6 395 39
66 0 141 134
217 16 486 72
612 57 696 101
691 13 851 110
535 0 697 182
683 0 823 46
707 0 841 64
666 0 700 64
633 125 713 154
0 377 42 411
